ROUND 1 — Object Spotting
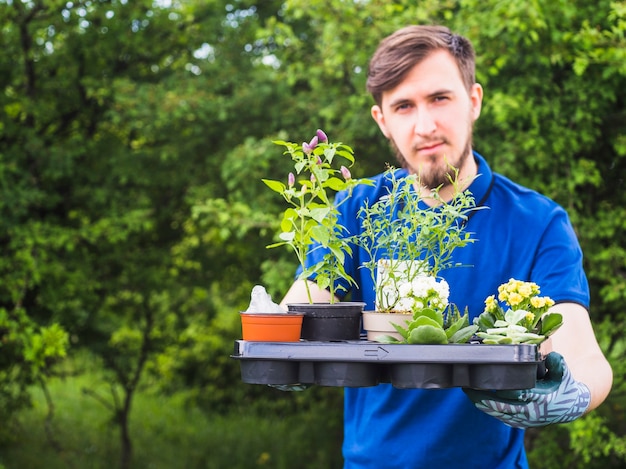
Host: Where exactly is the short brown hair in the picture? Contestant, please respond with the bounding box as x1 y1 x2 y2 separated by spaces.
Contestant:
366 25 476 106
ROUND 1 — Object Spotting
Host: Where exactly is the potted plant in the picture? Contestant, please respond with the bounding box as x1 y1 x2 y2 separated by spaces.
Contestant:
240 285 304 342
263 129 373 341
474 278 563 344
355 167 481 344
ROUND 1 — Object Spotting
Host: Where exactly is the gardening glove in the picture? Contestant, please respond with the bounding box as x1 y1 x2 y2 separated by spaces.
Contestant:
268 384 310 392
463 352 591 428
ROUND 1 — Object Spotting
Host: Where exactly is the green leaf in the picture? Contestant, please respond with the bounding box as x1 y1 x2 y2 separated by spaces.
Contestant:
448 325 479 344
278 231 295 242
408 315 442 330
328 245 345 263
408 325 448 344
336 149 355 164
445 314 469 339
476 332 507 341
474 311 497 330
310 225 330 245
539 313 563 336
413 308 444 327
262 179 286 194
504 308 528 325
325 177 348 191
375 334 402 344
480 335 514 345
315 275 331 291
391 322 410 339
309 207 331 223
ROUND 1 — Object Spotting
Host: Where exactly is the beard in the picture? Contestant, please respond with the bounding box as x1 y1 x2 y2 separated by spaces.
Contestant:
389 123 474 190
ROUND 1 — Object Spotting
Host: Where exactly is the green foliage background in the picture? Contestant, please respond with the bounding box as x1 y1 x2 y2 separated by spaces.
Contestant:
0 0 624 468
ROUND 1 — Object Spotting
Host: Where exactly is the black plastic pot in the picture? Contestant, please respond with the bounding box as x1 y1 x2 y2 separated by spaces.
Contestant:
239 359 300 385
314 362 380 387
287 302 365 341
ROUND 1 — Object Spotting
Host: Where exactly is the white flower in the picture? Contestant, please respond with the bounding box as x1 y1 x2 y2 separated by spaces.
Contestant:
391 275 450 312
434 278 450 300
396 297 414 311
398 282 413 298
410 278 428 298
374 260 451 313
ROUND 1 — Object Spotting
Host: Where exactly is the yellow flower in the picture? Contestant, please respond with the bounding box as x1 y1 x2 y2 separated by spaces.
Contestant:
530 296 543 308
507 292 523 306
518 283 532 298
530 296 555 309
525 311 535 322
484 295 497 313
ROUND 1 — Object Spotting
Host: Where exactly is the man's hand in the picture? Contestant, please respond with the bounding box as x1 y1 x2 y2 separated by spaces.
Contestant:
463 352 591 428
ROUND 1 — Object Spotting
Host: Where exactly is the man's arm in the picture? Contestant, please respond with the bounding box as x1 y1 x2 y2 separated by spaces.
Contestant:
546 302 613 410
279 279 336 307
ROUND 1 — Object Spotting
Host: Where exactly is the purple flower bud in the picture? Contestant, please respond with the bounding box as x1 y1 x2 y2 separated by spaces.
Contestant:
308 135 319 151
316 129 328 143
310 174 316 183
341 165 352 180
316 156 323 165
288 172 295 187
302 142 312 154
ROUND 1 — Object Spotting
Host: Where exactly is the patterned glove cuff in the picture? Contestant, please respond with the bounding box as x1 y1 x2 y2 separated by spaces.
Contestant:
552 381 591 424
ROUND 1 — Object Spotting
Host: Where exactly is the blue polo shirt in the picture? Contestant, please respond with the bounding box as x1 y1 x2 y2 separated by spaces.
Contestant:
301 151 589 469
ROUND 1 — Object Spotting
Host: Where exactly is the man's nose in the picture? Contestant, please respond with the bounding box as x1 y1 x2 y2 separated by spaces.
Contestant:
414 108 436 136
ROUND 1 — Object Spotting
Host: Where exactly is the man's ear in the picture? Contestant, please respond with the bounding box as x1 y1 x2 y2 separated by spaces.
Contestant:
371 105 390 138
470 83 483 122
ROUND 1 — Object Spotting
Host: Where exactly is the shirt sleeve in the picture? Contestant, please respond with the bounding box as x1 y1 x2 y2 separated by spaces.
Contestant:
530 206 590 308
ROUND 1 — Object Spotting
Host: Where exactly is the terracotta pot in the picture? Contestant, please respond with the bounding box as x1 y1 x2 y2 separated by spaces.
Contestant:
362 311 413 341
240 312 304 342
286 302 365 341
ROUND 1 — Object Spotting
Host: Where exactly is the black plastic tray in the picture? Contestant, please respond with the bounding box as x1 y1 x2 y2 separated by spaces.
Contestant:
232 340 544 390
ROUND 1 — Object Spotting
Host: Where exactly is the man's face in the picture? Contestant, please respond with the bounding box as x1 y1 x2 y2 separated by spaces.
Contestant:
371 49 483 189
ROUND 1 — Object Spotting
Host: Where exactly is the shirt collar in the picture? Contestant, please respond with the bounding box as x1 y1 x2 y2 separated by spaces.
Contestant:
468 151 494 205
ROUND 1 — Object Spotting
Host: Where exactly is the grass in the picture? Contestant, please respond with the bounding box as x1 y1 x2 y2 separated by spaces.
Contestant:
0 371 343 469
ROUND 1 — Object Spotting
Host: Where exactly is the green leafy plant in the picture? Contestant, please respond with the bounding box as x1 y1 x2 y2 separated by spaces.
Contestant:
354 167 481 344
474 278 563 344
263 130 373 303
354 167 480 313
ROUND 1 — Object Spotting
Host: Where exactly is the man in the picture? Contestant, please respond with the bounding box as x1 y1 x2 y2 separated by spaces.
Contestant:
281 25 612 468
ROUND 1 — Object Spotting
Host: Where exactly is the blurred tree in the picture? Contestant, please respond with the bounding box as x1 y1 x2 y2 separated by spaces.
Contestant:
0 0 287 466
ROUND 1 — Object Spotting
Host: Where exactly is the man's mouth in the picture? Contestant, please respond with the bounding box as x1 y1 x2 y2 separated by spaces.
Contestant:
415 141 445 153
